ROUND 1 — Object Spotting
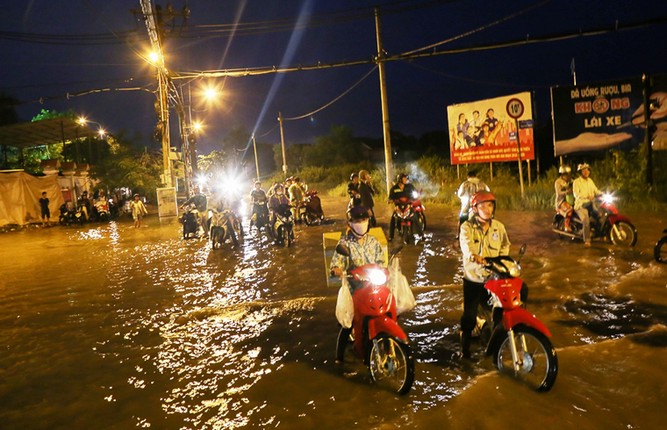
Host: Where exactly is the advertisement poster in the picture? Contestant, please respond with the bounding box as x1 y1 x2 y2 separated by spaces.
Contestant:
447 92 535 165
156 187 178 218
649 74 667 151
550 77 645 156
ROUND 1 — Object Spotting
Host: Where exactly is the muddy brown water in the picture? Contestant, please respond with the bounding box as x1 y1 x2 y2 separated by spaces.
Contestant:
1 195 665 429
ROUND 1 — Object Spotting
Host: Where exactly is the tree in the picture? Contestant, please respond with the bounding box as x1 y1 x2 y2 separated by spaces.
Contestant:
197 149 226 175
302 125 364 167
89 134 162 197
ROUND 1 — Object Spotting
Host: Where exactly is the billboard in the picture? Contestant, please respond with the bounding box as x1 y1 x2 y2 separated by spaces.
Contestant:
551 77 645 156
447 92 535 165
649 74 667 152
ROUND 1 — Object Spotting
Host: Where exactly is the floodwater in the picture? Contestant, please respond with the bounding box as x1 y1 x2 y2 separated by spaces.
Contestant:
1 195 666 430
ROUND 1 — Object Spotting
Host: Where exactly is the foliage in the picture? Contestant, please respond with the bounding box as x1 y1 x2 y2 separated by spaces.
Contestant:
319 148 665 212
89 135 162 197
272 125 367 173
31 108 76 122
197 150 227 175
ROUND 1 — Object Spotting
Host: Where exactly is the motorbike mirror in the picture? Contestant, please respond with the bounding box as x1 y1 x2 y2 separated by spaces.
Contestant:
389 245 404 261
518 244 527 263
335 243 351 257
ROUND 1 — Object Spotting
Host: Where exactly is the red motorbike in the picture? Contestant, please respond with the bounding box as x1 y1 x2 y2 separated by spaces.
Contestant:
335 244 415 395
391 196 424 244
552 193 637 246
410 189 427 231
299 190 325 225
477 245 558 392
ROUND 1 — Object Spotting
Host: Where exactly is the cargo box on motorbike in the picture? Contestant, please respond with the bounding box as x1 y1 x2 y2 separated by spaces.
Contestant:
322 227 388 288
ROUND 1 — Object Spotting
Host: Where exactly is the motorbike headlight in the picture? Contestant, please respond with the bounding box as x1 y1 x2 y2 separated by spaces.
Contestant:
508 263 521 278
412 191 419 199
602 193 614 204
367 268 387 286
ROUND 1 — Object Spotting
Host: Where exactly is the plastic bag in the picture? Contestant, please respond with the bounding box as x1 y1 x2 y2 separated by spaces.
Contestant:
335 277 354 328
388 258 417 315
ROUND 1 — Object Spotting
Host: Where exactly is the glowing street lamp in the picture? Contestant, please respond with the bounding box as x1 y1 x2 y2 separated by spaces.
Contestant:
190 120 203 133
76 116 108 165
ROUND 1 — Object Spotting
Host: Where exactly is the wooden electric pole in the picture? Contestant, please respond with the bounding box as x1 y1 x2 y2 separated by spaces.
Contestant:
374 8 394 195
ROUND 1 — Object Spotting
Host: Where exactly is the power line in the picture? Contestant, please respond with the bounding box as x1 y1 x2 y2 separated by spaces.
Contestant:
0 0 451 45
284 65 378 121
170 15 667 79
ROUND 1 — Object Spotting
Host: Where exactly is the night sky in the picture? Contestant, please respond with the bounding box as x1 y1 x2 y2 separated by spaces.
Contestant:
2 0 667 154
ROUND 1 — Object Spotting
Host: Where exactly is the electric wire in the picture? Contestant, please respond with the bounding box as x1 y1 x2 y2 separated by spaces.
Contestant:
283 65 378 121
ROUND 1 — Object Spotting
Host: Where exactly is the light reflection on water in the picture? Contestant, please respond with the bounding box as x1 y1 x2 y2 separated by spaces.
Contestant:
0 205 666 429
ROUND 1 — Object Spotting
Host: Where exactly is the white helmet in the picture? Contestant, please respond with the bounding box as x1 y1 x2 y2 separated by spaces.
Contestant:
558 165 571 174
577 163 591 172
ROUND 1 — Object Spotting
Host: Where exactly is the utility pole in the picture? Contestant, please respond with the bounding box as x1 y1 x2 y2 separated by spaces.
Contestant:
278 112 288 176
252 134 260 181
139 0 172 187
374 8 393 195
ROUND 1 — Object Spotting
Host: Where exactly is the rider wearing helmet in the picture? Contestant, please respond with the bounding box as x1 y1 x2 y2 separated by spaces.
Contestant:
456 170 490 237
288 177 306 221
330 205 384 279
554 166 574 231
458 191 513 359
268 183 290 240
572 163 602 247
347 172 361 207
387 173 421 241
358 170 377 227
250 181 268 227
389 173 417 200
330 205 385 364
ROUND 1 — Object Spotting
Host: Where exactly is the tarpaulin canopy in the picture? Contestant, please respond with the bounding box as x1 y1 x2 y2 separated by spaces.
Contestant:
0 171 65 226
0 118 99 150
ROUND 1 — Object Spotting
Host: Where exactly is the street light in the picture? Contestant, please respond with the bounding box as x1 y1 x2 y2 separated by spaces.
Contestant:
77 116 108 164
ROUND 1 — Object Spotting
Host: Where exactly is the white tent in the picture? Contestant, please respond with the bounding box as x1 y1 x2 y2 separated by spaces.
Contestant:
0 171 65 226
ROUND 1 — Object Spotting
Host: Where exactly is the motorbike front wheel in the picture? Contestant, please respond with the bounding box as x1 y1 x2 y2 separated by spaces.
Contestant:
368 334 415 395
655 235 667 263
494 325 558 392
401 224 413 245
418 212 427 232
608 221 637 247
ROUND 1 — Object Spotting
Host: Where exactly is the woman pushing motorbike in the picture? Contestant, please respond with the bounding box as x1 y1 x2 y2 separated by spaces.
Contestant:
329 205 415 394
330 205 385 362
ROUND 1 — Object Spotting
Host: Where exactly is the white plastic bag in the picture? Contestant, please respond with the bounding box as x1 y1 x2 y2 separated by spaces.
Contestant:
389 258 417 315
335 277 354 328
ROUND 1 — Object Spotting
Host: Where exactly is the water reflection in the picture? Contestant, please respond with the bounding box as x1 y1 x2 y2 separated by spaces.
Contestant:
0 205 666 429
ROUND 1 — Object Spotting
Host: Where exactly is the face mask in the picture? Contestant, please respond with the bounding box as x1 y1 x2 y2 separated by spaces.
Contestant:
276 191 283 196
350 220 369 236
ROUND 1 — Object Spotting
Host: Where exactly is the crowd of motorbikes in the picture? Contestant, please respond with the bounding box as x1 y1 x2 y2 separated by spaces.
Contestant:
58 192 121 226
174 171 667 396
181 187 327 249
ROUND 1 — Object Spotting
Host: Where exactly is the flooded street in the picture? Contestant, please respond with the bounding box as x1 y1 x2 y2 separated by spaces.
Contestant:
1 195 666 430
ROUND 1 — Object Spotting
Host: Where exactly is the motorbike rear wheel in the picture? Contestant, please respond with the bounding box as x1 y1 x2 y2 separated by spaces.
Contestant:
608 221 637 247
368 334 415 395
655 235 667 263
494 325 558 392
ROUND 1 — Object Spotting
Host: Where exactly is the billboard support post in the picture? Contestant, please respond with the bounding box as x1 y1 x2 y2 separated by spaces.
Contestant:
507 98 525 198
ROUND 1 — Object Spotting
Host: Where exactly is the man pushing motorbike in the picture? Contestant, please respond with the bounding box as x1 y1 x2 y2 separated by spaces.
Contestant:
330 205 385 363
458 191 523 359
